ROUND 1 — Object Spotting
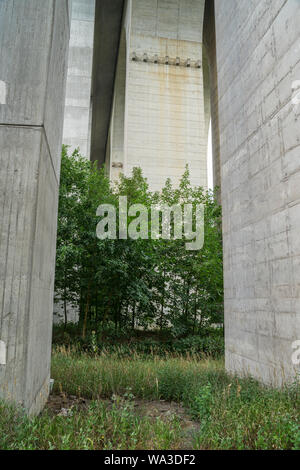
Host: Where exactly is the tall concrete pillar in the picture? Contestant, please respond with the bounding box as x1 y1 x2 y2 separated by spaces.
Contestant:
0 0 70 413
214 0 300 385
63 0 95 157
106 0 208 191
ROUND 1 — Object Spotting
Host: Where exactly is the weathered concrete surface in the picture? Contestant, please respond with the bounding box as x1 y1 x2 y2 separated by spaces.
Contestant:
0 0 69 413
63 0 95 157
53 301 79 325
108 25 127 182
215 0 300 385
106 0 208 191
66 0 209 189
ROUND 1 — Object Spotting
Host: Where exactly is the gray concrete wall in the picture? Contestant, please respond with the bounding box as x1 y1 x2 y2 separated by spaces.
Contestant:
215 0 300 385
63 0 95 157
109 26 127 182
107 0 208 191
0 0 70 413
53 301 79 325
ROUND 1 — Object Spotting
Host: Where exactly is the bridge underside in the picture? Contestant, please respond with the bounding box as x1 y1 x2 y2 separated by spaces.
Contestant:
90 0 125 167
0 0 299 414
0 0 70 414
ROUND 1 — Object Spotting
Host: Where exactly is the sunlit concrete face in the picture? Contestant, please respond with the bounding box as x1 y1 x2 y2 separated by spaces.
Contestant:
107 0 208 191
214 0 300 385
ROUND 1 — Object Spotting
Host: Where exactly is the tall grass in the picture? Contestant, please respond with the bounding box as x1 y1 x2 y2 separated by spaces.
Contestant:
52 345 223 400
0 400 182 450
0 348 299 450
51 347 300 450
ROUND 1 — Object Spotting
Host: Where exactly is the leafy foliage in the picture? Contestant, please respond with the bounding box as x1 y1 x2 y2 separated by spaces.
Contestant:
55 146 223 337
52 324 225 358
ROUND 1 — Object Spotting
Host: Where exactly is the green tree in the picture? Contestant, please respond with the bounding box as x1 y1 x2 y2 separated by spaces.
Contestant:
55 148 223 338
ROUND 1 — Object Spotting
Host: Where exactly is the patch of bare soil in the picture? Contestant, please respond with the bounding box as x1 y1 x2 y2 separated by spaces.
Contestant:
46 394 92 416
46 394 200 448
132 399 200 449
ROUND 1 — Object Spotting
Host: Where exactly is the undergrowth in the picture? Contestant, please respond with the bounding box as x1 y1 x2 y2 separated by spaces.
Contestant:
0 348 299 450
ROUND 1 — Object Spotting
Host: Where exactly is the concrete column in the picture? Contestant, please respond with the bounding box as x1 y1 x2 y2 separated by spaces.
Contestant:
107 0 208 191
109 27 127 181
215 0 300 385
0 0 70 413
63 0 96 157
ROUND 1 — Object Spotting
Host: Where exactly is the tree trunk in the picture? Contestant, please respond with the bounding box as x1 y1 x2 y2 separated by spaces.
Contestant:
63 272 68 330
82 283 91 339
160 292 165 331
63 294 68 330
192 300 197 334
160 270 166 331
124 303 129 327
132 302 136 331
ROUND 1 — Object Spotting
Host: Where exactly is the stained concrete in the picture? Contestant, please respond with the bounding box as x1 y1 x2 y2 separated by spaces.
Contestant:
214 0 300 385
65 0 209 191
106 0 208 191
0 0 70 413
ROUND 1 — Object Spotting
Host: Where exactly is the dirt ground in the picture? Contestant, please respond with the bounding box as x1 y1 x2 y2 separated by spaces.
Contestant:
46 394 200 449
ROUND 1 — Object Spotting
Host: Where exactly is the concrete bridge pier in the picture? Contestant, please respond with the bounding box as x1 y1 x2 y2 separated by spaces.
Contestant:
214 0 300 385
0 0 70 414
